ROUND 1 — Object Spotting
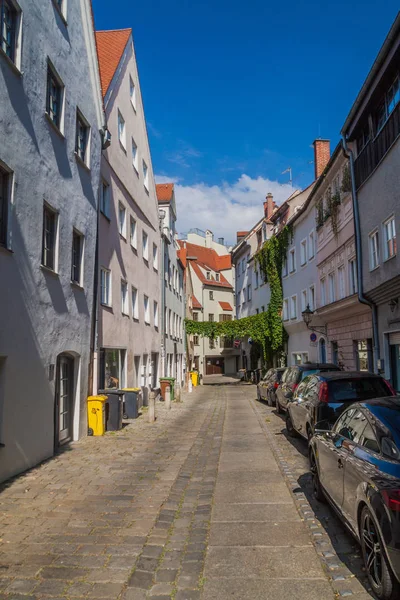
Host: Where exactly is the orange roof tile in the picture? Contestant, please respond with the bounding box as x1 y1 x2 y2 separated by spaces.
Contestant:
190 262 232 289
95 29 132 97
178 241 231 273
219 301 233 311
156 183 174 203
192 296 202 309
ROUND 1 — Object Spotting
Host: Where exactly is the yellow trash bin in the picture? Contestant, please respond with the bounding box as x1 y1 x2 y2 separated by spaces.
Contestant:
190 371 199 386
87 395 107 436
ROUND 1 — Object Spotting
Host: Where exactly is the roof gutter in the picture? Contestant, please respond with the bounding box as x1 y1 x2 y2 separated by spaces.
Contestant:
341 136 380 374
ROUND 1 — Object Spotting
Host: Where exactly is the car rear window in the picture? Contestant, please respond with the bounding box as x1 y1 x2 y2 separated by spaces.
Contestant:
301 369 319 379
328 378 391 402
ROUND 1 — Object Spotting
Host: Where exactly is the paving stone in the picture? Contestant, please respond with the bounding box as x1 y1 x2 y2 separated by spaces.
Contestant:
40 566 88 580
155 569 178 582
66 582 93 596
128 570 154 589
149 583 174 595
5 579 38 594
31 580 70 595
87 582 124 597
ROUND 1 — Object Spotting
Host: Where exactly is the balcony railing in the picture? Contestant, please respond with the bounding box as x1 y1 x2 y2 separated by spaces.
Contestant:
354 101 400 189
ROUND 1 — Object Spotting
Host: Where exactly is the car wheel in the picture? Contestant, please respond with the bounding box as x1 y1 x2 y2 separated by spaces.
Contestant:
276 399 283 414
360 506 399 600
286 413 299 437
309 450 325 503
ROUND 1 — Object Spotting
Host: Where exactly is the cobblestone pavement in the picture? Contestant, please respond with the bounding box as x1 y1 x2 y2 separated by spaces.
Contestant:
0 384 373 600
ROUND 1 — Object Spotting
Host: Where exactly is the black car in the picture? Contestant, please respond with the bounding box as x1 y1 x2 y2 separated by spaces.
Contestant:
275 363 341 414
257 367 286 406
309 398 400 600
286 371 395 441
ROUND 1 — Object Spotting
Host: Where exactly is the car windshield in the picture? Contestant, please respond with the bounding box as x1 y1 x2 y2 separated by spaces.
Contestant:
301 369 319 379
328 378 390 402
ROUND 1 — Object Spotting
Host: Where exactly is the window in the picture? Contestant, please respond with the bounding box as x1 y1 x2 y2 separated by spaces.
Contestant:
242 259 245 273
142 231 148 261
152 243 158 271
293 353 302 366
331 341 339 365
0 165 10 247
100 181 110 218
118 110 126 149
193 335 199 346
128 216 137 249
301 290 307 312
255 271 259 288
282 258 288 277
216 273 220 282
144 295 150 324
283 298 289 321
247 284 252 301
308 232 315 260
349 258 358 295
209 291 214 300
100 268 111 306
376 75 400 133
338 266 345 300
383 216 396 260
242 289 246 303
46 63 63 130
289 248 296 273
129 76 136 110
219 313 232 322
121 280 128 314
154 301 159 328
300 240 307 266
261 305 265 312
131 138 138 171
209 338 215 350
355 339 373 372
169 309 172 335
320 278 326 306
206 271 211 280
75 110 90 165
328 272 335 303
102 349 126 390
118 203 126 238
309 286 315 312
256 308 259 314
131 286 139 319
71 230 83 285
42 204 58 270
193 312 199 322
143 160 149 190
290 295 297 319
357 126 370 155
369 230 379 270
208 313 214 322
1 0 20 65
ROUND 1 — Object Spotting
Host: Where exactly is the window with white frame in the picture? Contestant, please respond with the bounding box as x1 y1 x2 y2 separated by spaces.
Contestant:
118 202 126 238
42 204 58 271
46 61 64 132
328 272 335 303
100 268 111 306
242 259 245 273
383 216 396 260
100 181 110 218
376 75 400 133
283 298 289 321
320 278 326 306
289 248 296 273
301 289 307 312
300 239 307 266
130 216 137 249
129 76 136 110
338 265 345 300
144 295 150 324
169 309 172 334
349 258 358 295
209 290 214 300
242 289 246 303
369 230 379 270
153 243 158 271
282 257 288 277
293 353 302 365
143 160 149 190
75 109 90 165
255 270 259 288
1 0 22 68
142 231 148 261
121 280 128 315
309 285 315 311
154 301 159 328
0 164 11 248
308 231 315 260
132 286 139 319
118 110 126 149
216 273 220 282
290 295 297 319
131 138 138 171
206 271 211 280
247 284 252 301
71 229 84 285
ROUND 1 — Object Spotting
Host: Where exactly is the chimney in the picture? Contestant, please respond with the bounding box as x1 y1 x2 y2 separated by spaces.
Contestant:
218 237 224 245
205 230 213 248
313 139 330 179
236 231 248 242
263 192 275 219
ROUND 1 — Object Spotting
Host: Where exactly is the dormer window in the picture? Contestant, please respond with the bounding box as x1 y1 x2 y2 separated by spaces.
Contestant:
206 271 211 280
216 273 220 282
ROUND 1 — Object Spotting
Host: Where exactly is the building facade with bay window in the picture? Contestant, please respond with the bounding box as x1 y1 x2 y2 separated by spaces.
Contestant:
0 0 105 482
94 29 161 404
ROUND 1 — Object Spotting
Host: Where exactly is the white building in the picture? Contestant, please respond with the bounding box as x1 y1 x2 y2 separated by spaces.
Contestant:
0 0 105 481
94 29 161 405
156 183 185 387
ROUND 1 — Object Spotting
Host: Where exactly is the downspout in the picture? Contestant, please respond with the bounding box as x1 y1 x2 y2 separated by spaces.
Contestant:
341 136 380 373
160 228 166 378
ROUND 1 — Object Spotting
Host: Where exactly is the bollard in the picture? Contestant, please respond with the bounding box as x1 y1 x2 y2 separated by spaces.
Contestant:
165 385 171 410
148 390 155 423
175 383 181 402
188 378 193 393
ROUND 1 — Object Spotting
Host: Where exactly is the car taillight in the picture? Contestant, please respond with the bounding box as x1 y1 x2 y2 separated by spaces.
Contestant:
292 383 298 393
318 382 329 403
382 490 400 511
274 382 279 389
384 379 396 396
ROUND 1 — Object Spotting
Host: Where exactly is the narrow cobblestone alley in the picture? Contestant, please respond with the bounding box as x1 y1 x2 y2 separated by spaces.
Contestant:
0 384 373 600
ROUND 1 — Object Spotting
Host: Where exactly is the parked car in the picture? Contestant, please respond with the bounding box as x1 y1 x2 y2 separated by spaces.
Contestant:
275 363 341 414
309 398 400 600
257 368 286 406
286 372 395 441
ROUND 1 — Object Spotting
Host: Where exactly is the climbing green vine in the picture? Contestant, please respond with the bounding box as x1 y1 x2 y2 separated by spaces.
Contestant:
185 225 292 362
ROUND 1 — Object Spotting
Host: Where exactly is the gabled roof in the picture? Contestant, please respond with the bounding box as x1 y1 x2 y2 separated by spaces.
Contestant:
178 241 231 272
95 29 132 97
192 296 202 309
156 183 174 203
219 301 233 311
190 262 232 289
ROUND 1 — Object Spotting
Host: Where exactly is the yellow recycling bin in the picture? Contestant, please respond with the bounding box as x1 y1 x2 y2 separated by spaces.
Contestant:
87 395 107 436
190 371 199 386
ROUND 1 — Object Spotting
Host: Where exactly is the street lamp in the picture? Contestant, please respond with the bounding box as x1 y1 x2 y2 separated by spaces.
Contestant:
301 303 327 336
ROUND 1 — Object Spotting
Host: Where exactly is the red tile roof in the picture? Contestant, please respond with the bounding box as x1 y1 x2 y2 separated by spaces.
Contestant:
237 231 249 237
192 296 202 309
219 302 233 311
156 183 174 203
178 241 231 272
190 262 232 289
95 29 132 97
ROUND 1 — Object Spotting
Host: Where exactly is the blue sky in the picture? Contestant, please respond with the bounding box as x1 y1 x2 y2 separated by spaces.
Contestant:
93 2 399 242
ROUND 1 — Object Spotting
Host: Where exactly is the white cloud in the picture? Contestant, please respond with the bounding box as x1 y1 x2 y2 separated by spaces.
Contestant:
156 174 295 245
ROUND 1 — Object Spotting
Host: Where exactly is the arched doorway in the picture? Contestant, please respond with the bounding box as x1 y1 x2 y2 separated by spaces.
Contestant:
319 338 326 363
54 353 75 447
